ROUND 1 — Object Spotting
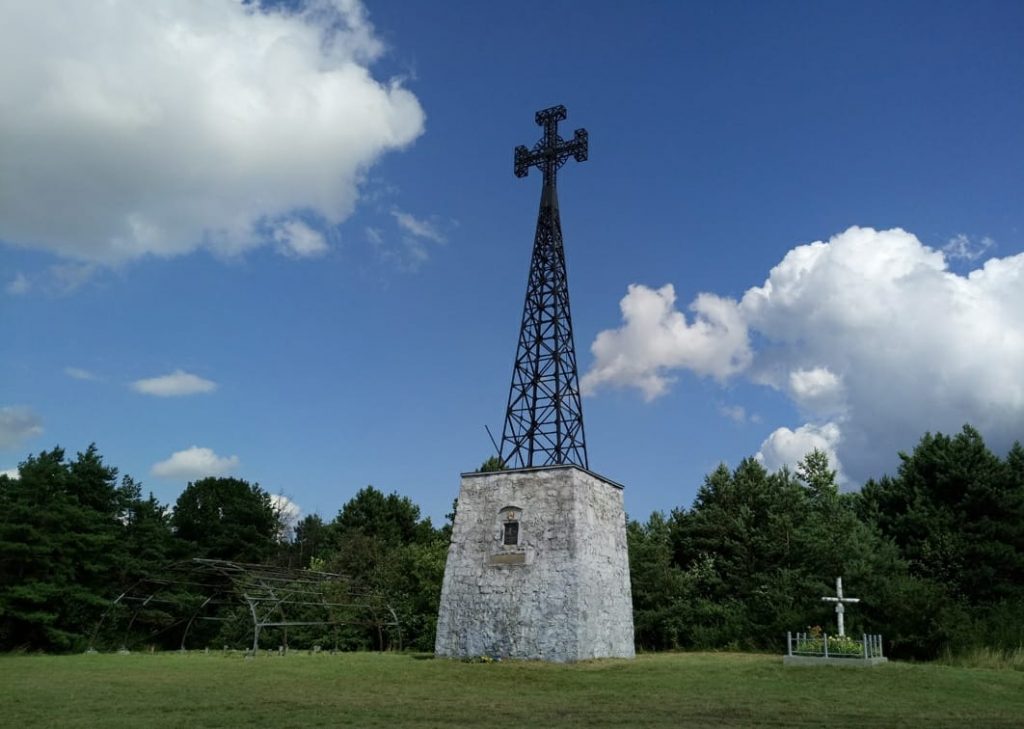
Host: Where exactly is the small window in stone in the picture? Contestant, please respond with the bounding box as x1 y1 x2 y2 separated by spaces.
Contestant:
503 519 519 546
499 506 521 547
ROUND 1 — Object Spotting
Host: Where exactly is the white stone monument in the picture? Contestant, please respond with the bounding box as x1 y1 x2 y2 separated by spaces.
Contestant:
434 465 635 662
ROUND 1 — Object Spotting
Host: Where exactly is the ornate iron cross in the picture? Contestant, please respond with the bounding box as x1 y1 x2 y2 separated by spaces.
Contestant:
514 105 588 188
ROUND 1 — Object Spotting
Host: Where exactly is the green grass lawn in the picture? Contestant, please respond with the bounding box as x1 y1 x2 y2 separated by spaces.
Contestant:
1 651 1022 728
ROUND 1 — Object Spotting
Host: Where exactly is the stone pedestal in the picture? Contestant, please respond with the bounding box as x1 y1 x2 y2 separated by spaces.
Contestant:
434 465 635 662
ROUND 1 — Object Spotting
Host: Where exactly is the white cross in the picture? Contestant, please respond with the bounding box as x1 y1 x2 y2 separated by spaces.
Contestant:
821 577 860 637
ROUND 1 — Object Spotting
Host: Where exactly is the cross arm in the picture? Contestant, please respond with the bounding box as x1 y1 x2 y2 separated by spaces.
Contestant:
568 128 588 162
513 129 588 178
514 144 533 178
535 105 567 127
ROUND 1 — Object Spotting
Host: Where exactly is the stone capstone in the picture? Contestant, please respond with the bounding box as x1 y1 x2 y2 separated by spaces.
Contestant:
434 465 635 662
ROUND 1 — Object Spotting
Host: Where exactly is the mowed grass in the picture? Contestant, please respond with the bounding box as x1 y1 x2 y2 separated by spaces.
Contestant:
2 651 1023 728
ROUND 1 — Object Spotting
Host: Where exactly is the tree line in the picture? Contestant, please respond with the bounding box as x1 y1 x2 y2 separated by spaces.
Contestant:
0 446 449 653
1 425 1021 658
630 426 1024 658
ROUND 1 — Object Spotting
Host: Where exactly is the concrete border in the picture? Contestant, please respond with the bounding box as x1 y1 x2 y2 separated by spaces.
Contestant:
783 655 889 667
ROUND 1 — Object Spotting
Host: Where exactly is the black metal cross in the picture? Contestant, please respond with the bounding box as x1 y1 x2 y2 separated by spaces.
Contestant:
500 104 589 469
514 105 588 187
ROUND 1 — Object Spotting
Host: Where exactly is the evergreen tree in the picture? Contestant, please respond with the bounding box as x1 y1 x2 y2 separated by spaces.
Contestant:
627 512 704 649
171 477 280 563
117 475 174 586
322 486 443 650
331 486 433 548
0 446 125 650
283 513 331 570
858 426 1024 652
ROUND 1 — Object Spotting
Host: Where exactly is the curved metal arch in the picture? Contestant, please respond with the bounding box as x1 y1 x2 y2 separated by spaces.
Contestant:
90 558 401 655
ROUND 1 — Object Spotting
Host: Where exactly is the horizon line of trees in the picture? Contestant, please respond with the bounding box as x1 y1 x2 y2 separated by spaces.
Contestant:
630 426 1024 657
1 424 1021 659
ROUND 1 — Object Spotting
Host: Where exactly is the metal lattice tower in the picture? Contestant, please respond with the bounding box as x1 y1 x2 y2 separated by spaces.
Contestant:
499 105 589 469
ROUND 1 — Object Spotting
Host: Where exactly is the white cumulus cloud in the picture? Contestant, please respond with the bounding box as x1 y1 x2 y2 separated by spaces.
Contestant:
0 0 424 263
1 468 19 480
788 367 845 417
0 406 44 449
151 446 239 479
585 226 1024 481
581 283 752 401
132 370 217 397
756 422 847 485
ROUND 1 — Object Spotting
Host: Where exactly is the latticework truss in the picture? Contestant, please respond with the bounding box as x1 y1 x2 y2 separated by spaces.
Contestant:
500 105 589 469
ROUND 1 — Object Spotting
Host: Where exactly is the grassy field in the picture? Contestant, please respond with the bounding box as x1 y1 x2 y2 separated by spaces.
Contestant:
2 651 1022 728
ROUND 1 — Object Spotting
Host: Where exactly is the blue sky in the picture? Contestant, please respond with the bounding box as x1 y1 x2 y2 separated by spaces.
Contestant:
2 0 1023 526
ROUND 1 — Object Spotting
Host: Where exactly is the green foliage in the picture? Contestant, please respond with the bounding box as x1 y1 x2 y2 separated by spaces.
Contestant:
0 446 173 651
478 456 506 472
667 458 828 648
286 513 331 568
3 425 1020 660
118 475 175 584
331 486 434 548
858 426 1024 653
795 634 864 656
619 430 1024 659
627 512 692 649
315 486 447 651
939 645 1024 671
170 477 280 563
628 450 929 657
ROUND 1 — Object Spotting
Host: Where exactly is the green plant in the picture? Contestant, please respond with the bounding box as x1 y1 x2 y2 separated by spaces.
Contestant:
795 633 864 656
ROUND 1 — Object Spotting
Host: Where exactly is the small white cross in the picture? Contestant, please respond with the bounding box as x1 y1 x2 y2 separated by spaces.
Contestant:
821 577 860 637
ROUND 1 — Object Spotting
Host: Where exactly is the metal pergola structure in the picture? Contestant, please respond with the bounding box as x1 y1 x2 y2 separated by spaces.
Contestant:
90 558 400 654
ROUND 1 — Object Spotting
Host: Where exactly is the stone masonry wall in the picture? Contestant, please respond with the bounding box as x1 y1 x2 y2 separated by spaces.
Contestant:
434 465 634 662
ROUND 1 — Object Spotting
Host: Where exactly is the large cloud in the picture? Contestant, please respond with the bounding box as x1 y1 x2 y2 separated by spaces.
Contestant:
580 284 751 400
585 227 1024 481
0 0 424 263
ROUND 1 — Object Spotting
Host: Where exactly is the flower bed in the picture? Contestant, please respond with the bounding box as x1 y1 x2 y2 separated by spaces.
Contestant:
784 627 887 667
